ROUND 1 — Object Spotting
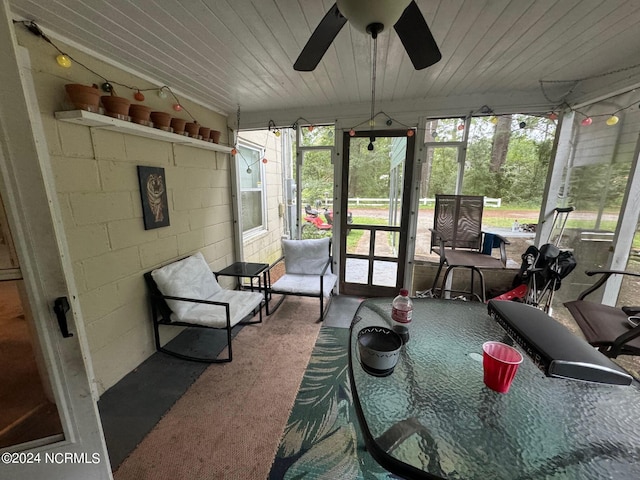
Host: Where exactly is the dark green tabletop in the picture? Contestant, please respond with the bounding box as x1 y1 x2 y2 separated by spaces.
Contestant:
348 298 640 479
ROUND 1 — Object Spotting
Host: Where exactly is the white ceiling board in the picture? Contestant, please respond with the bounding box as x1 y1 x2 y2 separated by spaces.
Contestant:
8 0 640 123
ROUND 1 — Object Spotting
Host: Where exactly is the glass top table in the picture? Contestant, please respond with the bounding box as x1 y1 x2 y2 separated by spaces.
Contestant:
348 298 640 479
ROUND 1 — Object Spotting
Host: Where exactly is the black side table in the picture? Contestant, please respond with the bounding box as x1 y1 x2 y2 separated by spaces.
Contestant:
215 262 269 308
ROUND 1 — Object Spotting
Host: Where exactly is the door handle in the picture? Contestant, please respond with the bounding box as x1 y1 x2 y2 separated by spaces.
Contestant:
53 296 74 338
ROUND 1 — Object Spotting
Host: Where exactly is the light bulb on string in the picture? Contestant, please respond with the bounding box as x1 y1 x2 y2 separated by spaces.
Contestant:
581 117 593 126
158 88 168 99
606 115 619 126
349 129 356 137
56 54 71 68
101 82 113 93
307 125 314 132
231 148 237 155
548 112 558 121
273 129 281 137
519 121 526 129
262 158 268 164
490 116 498 125
246 167 252 174
134 90 145 101
173 103 182 111
407 129 414 137
457 124 465 131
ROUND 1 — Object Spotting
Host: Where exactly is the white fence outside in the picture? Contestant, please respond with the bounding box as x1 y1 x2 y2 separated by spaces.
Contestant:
346 197 502 207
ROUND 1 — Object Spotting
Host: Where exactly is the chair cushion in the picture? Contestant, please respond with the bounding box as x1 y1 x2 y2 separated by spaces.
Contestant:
151 252 222 317
271 273 337 297
175 289 263 328
282 238 331 275
445 250 505 269
564 300 640 351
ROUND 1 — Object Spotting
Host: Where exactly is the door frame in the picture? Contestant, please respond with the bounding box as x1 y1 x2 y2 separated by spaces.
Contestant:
0 6 111 478
338 129 415 297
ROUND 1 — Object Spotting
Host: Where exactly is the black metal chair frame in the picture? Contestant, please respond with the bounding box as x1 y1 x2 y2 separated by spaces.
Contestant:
564 269 640 358
144 270 263 363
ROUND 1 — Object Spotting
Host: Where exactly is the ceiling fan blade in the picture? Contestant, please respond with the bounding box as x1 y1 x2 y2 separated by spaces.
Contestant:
394 1 442 70
294 3 347 71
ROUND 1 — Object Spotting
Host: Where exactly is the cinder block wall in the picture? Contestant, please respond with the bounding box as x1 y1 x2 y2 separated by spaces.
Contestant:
18 29 242 394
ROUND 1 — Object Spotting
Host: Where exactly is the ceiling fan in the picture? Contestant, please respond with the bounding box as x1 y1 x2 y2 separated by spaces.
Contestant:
294 0 441 72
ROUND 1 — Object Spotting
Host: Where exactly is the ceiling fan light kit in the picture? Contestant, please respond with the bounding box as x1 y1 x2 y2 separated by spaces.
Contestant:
294 0 441 71
336 0 411 33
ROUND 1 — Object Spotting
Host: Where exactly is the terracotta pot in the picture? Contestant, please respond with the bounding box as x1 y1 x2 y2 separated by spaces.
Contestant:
129 104 152 124
150 111 172 129
185 122 200 137
210 129 221 144
170 117 187 134
65 83 100 111
101 95 131 118
198 126 211 140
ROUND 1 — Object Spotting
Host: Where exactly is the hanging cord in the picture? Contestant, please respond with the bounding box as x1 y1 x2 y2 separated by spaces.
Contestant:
370 35 378 128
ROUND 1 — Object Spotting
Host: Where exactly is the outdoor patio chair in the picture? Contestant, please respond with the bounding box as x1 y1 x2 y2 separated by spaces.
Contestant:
564 269 640 358
266 237 337 322
144 252 263 363
419 194 509 302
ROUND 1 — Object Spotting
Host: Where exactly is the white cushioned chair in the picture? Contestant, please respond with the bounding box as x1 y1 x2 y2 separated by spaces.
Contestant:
267 237 337 322
144 252 263 362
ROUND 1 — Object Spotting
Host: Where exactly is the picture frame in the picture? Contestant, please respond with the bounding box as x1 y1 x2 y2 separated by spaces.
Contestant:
137 166 170 229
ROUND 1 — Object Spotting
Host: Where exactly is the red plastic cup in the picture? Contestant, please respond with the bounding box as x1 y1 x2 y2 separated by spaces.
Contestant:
482 341 523 393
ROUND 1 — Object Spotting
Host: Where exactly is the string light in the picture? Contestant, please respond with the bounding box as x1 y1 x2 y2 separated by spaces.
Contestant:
268 119 281 137
17 21 207 127
606 115 619 126
56 54 71 68
346 111 416 138
581 117 593 126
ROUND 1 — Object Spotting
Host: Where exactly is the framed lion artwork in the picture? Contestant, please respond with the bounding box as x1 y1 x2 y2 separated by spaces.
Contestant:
137 165 170 229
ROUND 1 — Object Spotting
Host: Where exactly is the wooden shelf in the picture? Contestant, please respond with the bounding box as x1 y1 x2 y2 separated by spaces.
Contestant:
55 110 232 153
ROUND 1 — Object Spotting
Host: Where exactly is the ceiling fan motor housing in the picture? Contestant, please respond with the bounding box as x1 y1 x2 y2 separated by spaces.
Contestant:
336 0 412 33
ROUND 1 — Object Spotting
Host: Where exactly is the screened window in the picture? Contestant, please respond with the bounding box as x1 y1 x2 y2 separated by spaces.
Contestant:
238 143 266 234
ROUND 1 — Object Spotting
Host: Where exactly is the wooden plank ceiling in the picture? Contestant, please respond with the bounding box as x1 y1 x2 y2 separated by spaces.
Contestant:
9 0 640 125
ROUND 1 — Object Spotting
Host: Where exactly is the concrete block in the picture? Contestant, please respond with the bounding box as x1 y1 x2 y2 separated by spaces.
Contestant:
58 121 94 158
82 246 141 289
108 218 157 250
79 283 120 323
52 156 100 192
99 161 140 192
67 224 111 260
124 136 172 165
69 191 134 225
139 236 178 269
178 229 205 255
174 145 217 168
92 129 126 161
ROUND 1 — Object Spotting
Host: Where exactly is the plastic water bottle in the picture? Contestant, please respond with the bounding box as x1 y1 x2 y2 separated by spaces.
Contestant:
392 289 413 324
512 219 520 232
